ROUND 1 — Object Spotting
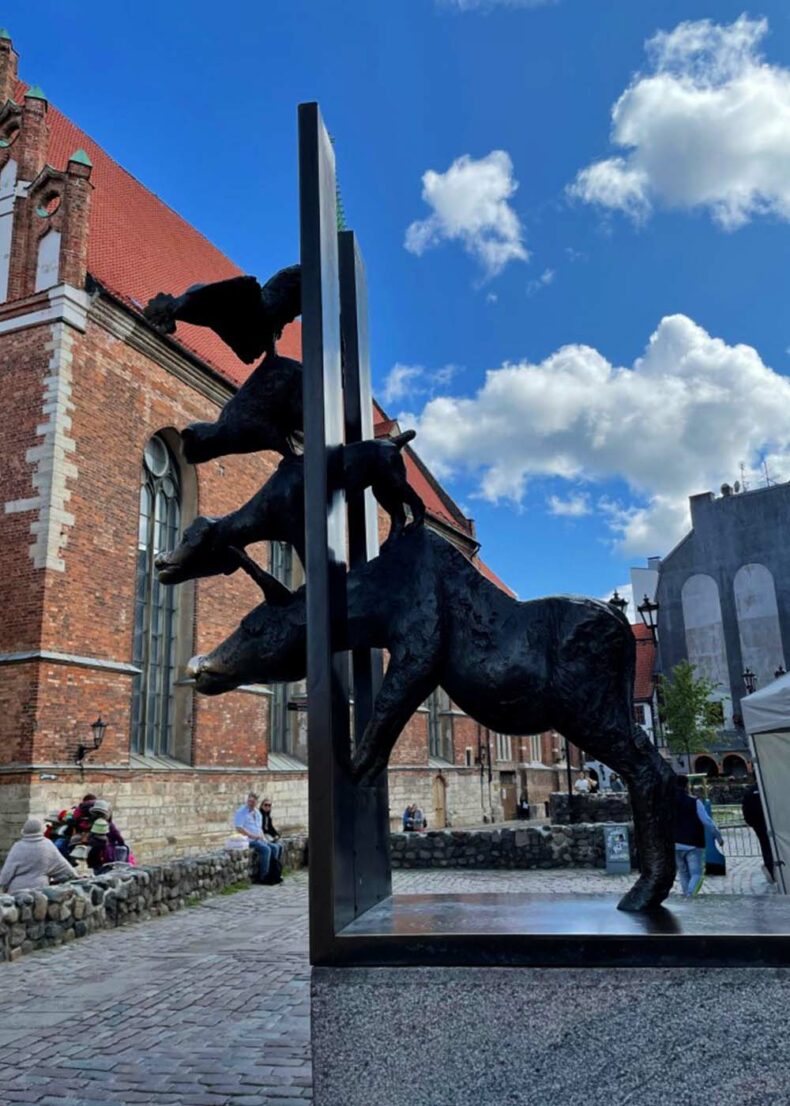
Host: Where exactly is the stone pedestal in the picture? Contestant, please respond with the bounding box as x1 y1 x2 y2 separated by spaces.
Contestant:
312 964 790 1106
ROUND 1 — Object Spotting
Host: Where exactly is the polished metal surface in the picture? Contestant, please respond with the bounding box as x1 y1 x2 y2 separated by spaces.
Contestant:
342 891 790 936
329 891 790 968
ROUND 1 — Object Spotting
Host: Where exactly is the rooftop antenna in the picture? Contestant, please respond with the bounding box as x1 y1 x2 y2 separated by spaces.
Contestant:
739 462 749 492
763 459 775 487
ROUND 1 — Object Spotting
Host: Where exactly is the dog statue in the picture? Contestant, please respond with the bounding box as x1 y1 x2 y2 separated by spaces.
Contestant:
156 431 425 582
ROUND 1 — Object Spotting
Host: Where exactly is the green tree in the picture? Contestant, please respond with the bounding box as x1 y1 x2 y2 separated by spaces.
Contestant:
658 660 721 770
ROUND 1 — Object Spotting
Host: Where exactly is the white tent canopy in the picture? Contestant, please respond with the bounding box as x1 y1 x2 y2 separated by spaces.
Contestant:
741 672 790 735
741 675 790 894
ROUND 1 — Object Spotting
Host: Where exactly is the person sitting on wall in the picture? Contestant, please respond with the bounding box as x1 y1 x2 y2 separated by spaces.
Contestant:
573 772 591 794
402 804 426 832
62 793 98 843
234 792 281 884
88 800 127 860
44 809 72 852
674 774 724 897
259 797 285 874
609 774 625 793
0 817 76 894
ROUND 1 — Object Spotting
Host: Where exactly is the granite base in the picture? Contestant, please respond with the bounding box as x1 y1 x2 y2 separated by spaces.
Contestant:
312 964 790 1105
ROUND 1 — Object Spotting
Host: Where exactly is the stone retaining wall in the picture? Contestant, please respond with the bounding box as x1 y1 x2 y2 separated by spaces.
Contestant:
391 824 636 870
0 834 307 963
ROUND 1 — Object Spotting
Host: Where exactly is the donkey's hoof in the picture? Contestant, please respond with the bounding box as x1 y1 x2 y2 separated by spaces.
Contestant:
617 878 668 913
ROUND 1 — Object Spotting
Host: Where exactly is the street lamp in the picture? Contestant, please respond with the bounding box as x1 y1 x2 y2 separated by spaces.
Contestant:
742 668 758 695
775 665 786 680
74 715 107 777
609 590 629 618
637 594 659 643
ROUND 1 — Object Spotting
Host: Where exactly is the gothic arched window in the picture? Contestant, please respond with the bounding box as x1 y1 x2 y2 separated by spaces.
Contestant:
131 435 182 756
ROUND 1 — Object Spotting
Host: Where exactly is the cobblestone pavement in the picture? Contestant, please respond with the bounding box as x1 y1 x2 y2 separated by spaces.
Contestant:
1 858 774 1105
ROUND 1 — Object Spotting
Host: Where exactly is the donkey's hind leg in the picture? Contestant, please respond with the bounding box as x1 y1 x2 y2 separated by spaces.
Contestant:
569 722 676 912
613 728 676 911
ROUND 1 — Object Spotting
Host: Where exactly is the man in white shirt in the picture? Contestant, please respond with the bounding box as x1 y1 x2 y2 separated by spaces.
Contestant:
574 772 591 794
234 791 273 883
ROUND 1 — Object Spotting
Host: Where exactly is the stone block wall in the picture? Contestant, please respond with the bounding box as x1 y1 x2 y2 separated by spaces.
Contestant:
390 824 636 870
387 767 501 832
0 835 307 963
548 792 632 824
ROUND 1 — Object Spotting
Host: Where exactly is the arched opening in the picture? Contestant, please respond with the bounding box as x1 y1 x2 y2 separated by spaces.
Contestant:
722 754 749 779
734 563 785 692
694 755 719 778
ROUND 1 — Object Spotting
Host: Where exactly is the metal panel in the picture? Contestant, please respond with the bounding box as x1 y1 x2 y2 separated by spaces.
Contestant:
339 229 392 915
299 102 355 962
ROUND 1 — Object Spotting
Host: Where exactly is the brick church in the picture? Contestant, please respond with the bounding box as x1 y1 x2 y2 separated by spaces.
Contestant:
0 31 559 861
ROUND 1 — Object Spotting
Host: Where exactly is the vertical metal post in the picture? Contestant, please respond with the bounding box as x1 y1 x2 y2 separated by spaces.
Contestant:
339 230 392 912
301 106 394 963
299 102 354 962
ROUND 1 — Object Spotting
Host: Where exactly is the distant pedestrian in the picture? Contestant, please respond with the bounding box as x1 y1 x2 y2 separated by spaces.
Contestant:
742 784 774 882
403 804 426 831
574 772 591 794
610 774 625 793
234 792 280 884
259 797 285 873
674 774 724 896
0 818 75 894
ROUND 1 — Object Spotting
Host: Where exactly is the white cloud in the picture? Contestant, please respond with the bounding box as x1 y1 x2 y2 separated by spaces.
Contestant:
405 151 528 278
382 363 460 408
382 363 424 406
526 267 556 297
405 313 790 555
569 15 790 229
547 492 590 517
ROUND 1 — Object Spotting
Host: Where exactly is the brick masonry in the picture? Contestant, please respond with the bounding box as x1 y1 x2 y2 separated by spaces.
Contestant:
0 40 519 865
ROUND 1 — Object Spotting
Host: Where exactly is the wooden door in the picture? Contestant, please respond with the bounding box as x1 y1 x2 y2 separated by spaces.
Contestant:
432 774 447 829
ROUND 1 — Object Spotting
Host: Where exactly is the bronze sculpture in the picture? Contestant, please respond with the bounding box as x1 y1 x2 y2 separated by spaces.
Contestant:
184 526 676 913
145 268 303 461
155 430 424 580
149 262 676 914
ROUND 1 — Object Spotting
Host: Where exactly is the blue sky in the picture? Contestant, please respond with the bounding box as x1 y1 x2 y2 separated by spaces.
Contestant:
12 1 790 604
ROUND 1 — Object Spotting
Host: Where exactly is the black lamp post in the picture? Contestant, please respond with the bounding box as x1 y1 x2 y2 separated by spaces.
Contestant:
742 668 757 695
637 594 659 643
75 715 107 777
609 590 629 618
775 665 786 680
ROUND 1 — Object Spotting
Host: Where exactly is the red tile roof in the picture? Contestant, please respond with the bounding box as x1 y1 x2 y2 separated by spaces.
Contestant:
476 560 516 597
17 79 512 595
632 623 657 700
14 79 300 385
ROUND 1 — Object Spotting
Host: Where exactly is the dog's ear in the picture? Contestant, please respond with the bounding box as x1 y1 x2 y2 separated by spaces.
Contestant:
232 548 293 606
